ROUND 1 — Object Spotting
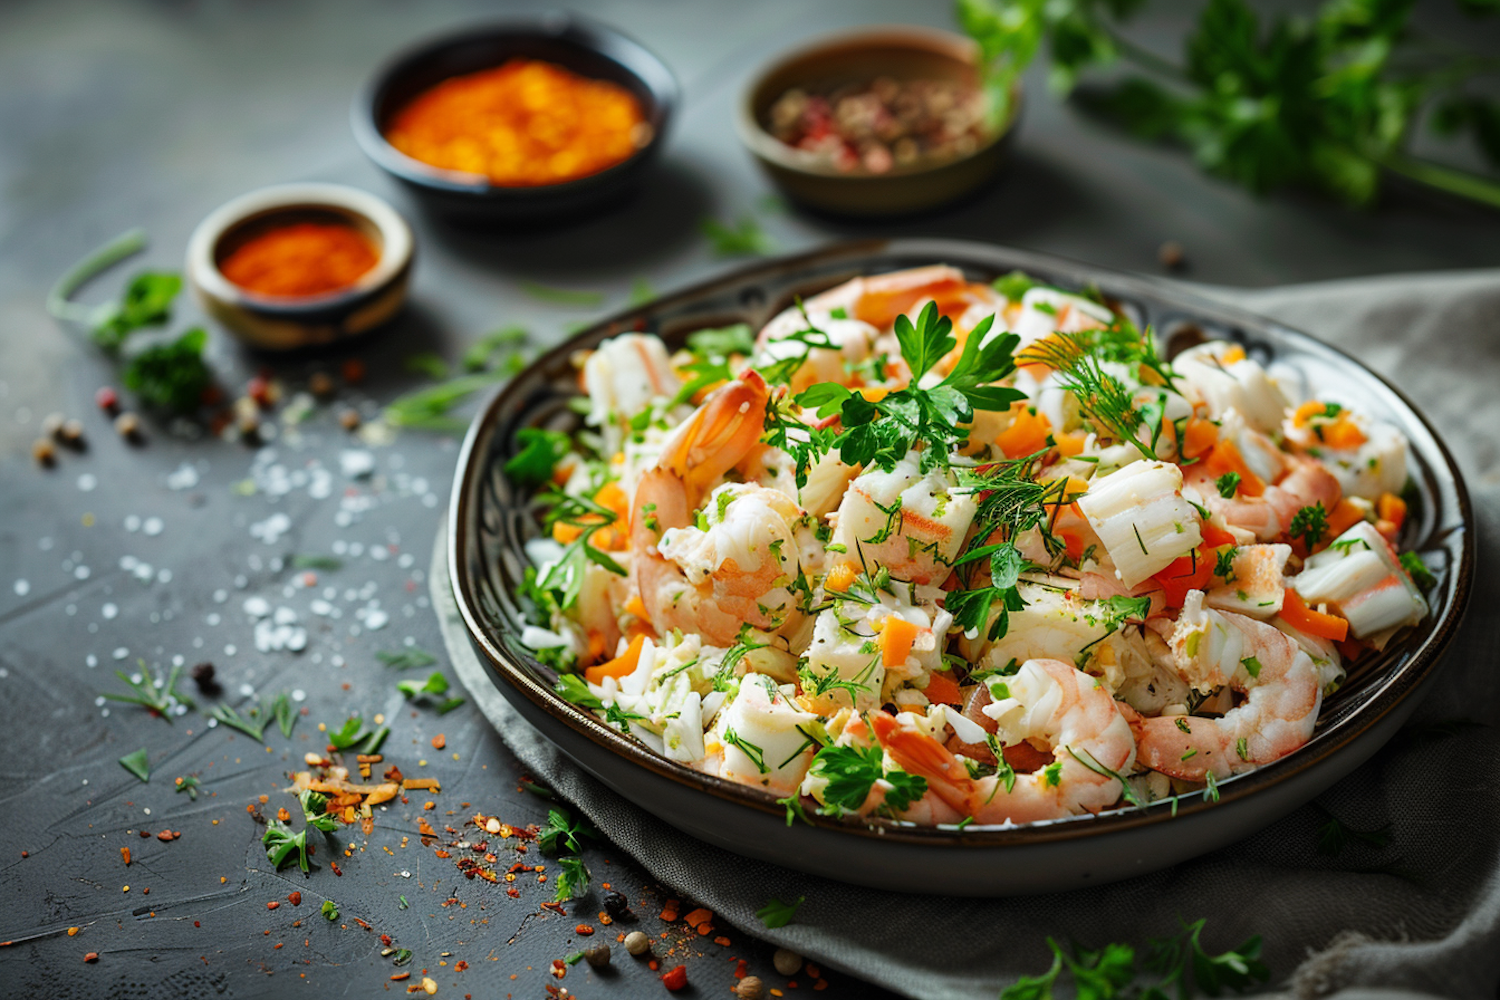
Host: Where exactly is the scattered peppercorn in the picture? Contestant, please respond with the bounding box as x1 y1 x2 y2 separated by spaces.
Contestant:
114 411 141 441
603 890 634 920
237 413 262 446
190 662 219 694
341 358 366 385
59 418 86 447
660 963 688 991
338 408 362 432
583 943 611 969
1159 240 1186 270
773 948 802 976
267 901 280 910
623 931 651 957
96 386 119 413
735 976 766 1000
41 413 65 438
309 371 335 399
32 438 56 467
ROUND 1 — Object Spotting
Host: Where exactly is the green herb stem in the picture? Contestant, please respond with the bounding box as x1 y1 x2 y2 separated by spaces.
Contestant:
47 228 147 324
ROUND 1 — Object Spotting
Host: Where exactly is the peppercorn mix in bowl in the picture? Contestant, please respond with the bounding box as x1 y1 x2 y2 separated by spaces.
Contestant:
185 182 414 351
354 14 677 225
738 27 1021 218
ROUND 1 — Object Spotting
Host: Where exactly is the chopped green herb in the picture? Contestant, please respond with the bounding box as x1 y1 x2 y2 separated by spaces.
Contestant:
1289 503 1330 548
554 854 591 902
1215 472 1242 498
1313 804 1393 856
538 808 597 856
175 775 201 799
384 372 508 433
123 327 213 413
291 554 343 570
462 326 529 373
263 821 310 872
209 701 266 742
377 648 438 670
404 352 449 380
756 895 805 929
1400 551 1436 590
701 215 774 257
102 661 193 719
321 899 339 921
519 281 605 307
119 748 151 783
504 428 572 488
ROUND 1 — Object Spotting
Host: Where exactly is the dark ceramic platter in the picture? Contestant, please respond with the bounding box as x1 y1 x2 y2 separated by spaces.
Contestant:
448 239 1473 896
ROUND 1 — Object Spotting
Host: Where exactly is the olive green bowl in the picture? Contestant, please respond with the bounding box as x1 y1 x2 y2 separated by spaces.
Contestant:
736 26 1021 218
185 182 414 351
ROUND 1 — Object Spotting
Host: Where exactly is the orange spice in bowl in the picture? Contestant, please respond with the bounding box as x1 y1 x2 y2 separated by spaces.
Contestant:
219 220 380 298
383 58 651 187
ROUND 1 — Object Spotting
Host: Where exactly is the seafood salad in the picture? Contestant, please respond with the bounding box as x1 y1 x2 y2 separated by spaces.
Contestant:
513 264 1435 828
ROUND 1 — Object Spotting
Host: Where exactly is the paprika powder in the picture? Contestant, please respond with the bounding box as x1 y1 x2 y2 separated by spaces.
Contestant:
219 220 379 298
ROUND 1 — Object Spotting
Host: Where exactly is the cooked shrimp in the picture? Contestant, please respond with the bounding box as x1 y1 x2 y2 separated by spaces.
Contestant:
1135 591 1321 781
631 371 784 646
872 658 1137 824
1188 454 1340 542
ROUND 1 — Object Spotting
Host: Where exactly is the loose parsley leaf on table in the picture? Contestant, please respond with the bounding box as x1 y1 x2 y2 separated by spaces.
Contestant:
102 661 194 719
554 854 592 903
537 808 598 856
209 701 266 742
701 215 774 257
756 895 805 929
263 820 310 872
122 327 213 413
119 748 151 783
1313 804 1393 856
378 648 438 670
326 716 388 754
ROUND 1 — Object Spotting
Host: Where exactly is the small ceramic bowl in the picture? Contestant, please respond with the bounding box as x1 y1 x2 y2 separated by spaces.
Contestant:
449 239 1474 896
352 14 678 226
738 27 1021 218
186 182 414 351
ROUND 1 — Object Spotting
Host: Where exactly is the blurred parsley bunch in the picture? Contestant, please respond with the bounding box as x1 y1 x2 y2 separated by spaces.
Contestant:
957 0 1500 209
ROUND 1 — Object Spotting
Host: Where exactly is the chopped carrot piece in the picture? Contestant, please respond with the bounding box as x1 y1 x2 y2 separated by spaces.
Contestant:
623 594 651 623
879 616 921 667
1325 498 1365 539
552 520 583 544
1058 529 1086 562
997 405 1052 459
1054 432 1086 457
1200 522 1238 548
1182 417 1218 460
583 634 647 685
923 671 962 706
825 562 857 593
1293 400 1326 427
1322 417 1367 450
1203 439 1265 497
1376 492 1407 530
1281 589 1349 642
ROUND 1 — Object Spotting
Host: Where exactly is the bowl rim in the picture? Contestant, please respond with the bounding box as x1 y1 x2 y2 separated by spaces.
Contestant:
350 12 679 199
185 182 413 313
735 24 1020 181
448 237 1475 849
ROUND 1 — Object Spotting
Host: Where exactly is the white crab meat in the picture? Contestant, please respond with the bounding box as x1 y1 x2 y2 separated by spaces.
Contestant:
830 452 976 585
710 673 819 796
1077 459 1203 588
1206 543 1291 620
1010 288 1113 351
1174 342 1290 434
1292 521 1428 643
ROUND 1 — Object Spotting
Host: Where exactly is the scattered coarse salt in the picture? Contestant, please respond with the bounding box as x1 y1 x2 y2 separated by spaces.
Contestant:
13 579 29 596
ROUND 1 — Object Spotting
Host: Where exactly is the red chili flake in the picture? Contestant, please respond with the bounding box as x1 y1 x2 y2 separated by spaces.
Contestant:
19 851 27 859
574 924 594 936
390 972 410 982
434 850 451 859
661 964 688 991
120 847 131 866
157 830 173 843
380 934 393 947
431 734 446 750
247 375 273 408
330 862 343 877
83 952 99 963
342 359 366 384
267 901 280 910
506 888 520 898
735 959 748 979
140 829 151 837
194 922 201 929
353 917 372 931
287 892 301 907
540 901 567 915
95 387 119 412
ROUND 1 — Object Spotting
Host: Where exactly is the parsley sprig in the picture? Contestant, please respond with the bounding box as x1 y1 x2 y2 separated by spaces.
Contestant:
1002 918 1268 1000
797 743 929 821
792 301 1023 475
958 0 1500 211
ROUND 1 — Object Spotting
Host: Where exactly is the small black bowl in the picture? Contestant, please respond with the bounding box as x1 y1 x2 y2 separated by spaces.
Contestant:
353 14 678 226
